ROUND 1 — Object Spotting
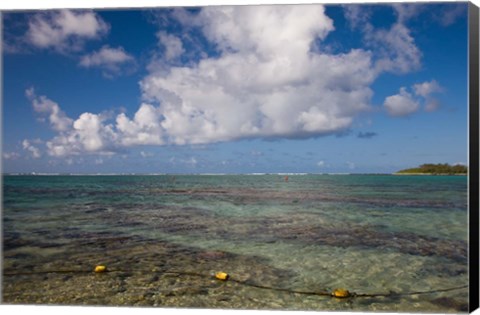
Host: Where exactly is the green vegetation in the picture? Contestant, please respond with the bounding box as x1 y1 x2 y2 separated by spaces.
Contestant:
396 163 467 175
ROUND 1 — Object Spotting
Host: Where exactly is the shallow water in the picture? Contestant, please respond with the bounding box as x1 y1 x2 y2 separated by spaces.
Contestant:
2 174 469 312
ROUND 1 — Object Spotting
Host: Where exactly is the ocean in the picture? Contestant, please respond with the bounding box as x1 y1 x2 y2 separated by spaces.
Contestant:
2 174 469 312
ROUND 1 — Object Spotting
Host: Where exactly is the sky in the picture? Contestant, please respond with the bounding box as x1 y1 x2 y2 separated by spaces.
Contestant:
1 1 471 174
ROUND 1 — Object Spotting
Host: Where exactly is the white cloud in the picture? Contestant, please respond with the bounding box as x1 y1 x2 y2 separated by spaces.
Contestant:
317 160 325 167
413 80 443 112
73 113 109 151
370 23 421 74
392 3 423 23
22 139 42 158
157 31 185 60
79 45 135 77
383 80 442 116
343 5 370 30
26 5 438 158
26 10 109 52
197 6 334 57
26 88 73 132
344 4 421 74
33 98 165 157
383 87 419 117
115 104 165 146
46 112 118 156
24 90 165 157
80 46 133 67
141 5 376 145
413 80 442 97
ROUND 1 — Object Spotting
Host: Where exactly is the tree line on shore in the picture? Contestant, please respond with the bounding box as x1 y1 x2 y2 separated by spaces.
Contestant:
396 163 467 175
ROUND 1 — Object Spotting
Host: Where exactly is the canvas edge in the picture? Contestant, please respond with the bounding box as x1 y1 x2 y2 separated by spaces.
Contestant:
469 1 480 313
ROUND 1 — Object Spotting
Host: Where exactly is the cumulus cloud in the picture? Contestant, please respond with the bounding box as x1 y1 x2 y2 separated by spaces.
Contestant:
141 5 376 145
25 10 109 52
115 104 165 146
79 45 135 77
197 6 334 57
384 87 419 117
317 160 325 167
80 46 133 67
26 5 438 158
413 80 443 112
46 112 118 156
22 139 42 158
25 90 166 156
26 88 73 131
413 80 442 97
382 80 443 115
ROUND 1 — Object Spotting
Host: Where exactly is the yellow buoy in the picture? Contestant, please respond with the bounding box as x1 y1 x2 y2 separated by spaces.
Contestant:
94 265 107 273
215 272 229 280
332 288 351 298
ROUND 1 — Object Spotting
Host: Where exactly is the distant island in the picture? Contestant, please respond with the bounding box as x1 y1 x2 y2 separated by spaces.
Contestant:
395 163 468 175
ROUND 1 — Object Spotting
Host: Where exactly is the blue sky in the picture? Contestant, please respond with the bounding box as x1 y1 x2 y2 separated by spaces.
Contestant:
1 2 470 174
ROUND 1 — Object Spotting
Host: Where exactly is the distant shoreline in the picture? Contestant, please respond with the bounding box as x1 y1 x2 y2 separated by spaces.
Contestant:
395 163 468 176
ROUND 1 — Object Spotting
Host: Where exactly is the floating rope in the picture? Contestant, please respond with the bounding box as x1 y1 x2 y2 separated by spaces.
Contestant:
3 266 468 299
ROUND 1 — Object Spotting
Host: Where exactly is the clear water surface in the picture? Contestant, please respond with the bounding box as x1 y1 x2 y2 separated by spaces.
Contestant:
2 174 469 312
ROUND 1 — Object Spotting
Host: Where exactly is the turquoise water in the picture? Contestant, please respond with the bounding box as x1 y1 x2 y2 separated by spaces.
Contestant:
2 174 469 311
